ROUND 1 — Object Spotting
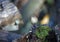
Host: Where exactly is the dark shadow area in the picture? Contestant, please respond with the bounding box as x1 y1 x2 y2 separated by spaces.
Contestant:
46 30 57 42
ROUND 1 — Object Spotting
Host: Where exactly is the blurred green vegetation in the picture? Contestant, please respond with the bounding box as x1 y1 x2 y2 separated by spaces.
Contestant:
35 25 51 42
46 0 54 5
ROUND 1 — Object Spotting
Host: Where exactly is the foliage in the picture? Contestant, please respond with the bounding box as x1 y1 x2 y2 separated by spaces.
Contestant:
46 0 54 5
35 25 51 39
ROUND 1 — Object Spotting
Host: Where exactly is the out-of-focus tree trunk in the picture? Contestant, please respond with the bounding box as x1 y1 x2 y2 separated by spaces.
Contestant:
18 0 45 36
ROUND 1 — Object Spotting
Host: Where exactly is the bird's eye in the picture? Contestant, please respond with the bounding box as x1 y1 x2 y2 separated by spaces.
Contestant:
14 20 20 25
14 22 17 25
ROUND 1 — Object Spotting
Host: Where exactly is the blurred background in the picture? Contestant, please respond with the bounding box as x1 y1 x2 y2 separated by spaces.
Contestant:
0 0 60 42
